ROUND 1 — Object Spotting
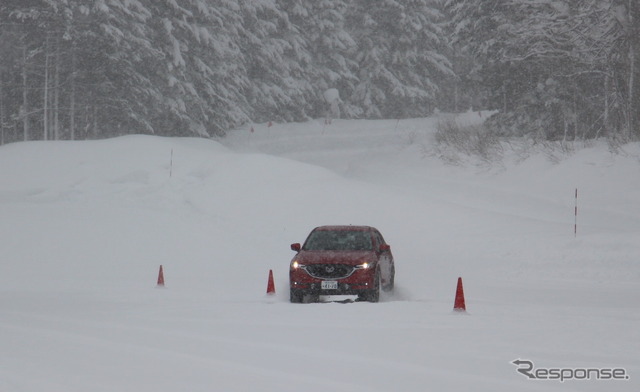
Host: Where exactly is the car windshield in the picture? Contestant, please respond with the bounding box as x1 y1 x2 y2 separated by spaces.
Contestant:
303 230 373 251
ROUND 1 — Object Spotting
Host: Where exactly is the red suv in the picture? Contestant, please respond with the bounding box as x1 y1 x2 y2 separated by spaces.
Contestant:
289 226 395 303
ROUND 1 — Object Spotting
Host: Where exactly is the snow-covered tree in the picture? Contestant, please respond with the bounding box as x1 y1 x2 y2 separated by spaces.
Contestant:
602 0 640 138
348 0 453 118
448 0 639 141
280 0 358 118
236 0 314 123
143 0 250 136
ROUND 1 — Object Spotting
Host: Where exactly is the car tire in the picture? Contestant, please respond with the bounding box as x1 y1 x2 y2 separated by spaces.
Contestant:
290 289 303 303
383 266 395 292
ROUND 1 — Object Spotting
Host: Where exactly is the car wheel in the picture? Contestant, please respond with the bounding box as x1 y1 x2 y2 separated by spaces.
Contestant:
383 266 395 292
306 293 320 303
290 289 303 303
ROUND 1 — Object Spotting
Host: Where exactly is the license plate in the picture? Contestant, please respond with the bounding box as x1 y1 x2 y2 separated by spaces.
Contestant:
321 281 338 290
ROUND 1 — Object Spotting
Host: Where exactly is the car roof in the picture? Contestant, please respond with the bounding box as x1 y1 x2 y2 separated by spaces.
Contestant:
313 225 375 232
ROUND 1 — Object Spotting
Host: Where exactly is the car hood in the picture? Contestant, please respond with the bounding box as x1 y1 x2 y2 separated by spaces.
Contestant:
296 250 375 265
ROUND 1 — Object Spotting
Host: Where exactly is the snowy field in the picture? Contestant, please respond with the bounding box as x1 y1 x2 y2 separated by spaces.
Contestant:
1 113 639 391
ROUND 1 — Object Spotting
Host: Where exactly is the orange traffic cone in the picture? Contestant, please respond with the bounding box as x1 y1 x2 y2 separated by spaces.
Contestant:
157 265 165 287
266 269 275 295
453 277 466 311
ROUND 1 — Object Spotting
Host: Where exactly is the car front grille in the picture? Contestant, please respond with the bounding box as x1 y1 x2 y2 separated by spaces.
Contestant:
303 264 356 279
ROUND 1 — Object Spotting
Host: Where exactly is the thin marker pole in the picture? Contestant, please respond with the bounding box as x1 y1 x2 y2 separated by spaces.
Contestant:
170 148 173 178
574 188 578 237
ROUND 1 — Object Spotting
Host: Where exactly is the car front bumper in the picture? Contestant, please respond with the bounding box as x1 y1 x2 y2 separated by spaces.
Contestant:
290 267 376 296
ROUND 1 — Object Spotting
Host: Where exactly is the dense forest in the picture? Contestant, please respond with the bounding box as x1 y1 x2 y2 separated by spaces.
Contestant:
0 0 638 143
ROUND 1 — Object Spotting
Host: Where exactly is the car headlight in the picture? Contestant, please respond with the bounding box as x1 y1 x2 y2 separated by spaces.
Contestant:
356 262 370 270
291 260 302 269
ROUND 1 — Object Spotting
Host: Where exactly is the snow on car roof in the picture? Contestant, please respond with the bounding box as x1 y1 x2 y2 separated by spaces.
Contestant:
314 225 375 231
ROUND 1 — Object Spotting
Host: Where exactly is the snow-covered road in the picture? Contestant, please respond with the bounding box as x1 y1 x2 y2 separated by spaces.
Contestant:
1 114 638 391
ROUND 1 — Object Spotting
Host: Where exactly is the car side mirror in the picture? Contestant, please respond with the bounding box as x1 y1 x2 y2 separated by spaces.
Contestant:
380 244 391 252
291 243 301 252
